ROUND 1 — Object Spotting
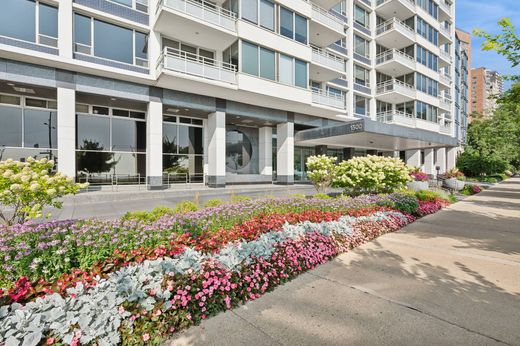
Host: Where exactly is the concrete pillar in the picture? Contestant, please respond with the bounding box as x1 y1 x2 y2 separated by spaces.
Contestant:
343 148 355 160
276 122 294 185
146 100 163 189
447 147 457 171
58 0 73 59
315 145 327 155
405 149 421 168
435 148 446 173
424 148 435 177
57 87 76 178
258 127 272 176
207 111 226 187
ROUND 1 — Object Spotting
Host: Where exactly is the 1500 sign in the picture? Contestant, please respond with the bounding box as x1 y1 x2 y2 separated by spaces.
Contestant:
349 122 363 132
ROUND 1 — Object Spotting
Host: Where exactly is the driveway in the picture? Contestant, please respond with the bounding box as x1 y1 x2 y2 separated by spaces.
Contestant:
167 178 520 346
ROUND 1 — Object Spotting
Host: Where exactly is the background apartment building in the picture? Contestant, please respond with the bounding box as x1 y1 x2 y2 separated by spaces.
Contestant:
0 0 465 189
471 67 503 118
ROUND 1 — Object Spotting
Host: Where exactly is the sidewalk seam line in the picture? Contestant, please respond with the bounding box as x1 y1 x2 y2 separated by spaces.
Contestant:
230 310 285 346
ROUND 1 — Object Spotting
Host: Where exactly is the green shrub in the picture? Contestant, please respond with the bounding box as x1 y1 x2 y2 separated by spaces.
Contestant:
173 201 198 213
313 193 331 200
204 198 224 208
230 195 252 203
290 193 306 199
457 151 509 177
334 155 411 195
150 206 175 218
121 210 152 222
415 190 440 202
306 155 338 193
383 193 419 215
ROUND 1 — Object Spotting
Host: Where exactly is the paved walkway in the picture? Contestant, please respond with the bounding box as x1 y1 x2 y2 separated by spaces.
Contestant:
166 178 520 346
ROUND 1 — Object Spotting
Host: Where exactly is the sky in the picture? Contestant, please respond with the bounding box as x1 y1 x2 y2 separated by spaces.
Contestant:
456 0 520 90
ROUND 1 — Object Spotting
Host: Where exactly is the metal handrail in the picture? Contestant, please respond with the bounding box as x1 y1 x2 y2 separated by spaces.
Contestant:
376 0 415 6
311 4 345 29
311 46 345 64
376 17 415 36
312 88 345 102
158 0 236 21
375 48 414 64
376 110 414 123
376 79 415 93
163 47 237 71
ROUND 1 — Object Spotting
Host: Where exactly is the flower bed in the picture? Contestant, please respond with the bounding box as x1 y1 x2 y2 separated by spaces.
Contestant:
0 193 450 345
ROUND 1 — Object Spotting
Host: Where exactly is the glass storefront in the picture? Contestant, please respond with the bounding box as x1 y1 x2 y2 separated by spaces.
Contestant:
226 129 252 171
75 104 146 184
163 115 204 184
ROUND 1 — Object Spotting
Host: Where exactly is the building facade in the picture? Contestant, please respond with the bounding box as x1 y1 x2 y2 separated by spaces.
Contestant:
454 29 469 145
471 67 503 118
455 28 471 114
0 0 463 189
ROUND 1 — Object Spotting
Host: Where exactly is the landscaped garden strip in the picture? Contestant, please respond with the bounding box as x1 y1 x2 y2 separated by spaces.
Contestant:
0 210 415 345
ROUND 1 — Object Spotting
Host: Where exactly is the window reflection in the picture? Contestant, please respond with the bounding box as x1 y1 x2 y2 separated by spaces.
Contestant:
24 109 57 149
0 106 23 147
226 130 252 171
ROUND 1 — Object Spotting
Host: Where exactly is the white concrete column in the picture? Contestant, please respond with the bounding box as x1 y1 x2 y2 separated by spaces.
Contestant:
405 149 421 168
276 122 294 185
57 87 76 178
207 111 226 187
258 127 272 176
146 100 163 189
424 148 435 177
58 0 73 59
436 148 447 174
446 147 457 171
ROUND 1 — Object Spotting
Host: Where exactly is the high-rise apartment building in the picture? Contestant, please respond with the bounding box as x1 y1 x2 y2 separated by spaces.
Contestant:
455 28 471 114
0 0 464 188
455 29 469 145
471 67 503 117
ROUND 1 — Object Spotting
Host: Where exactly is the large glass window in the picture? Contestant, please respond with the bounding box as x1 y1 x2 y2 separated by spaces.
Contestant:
226 130 253 171
354 65 369 86
295 59 307 88
280 7 294 39
0 105 23 147
259 47 276 80
355 95 369 116
74 14 148 66
242 0 258 23
294 14 308 44
259 0 275 30
354 35 369 57
77 115 111 151
354 5 369 28
24 109 57 149
0 0 58 47
241 41 259 76
279 54 294 85
112 118 146 152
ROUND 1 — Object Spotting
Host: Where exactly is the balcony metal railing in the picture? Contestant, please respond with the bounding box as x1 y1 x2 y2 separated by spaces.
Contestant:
439 0 451 14
439 124 452 134
159 47 237 84
312 89 346 109
311 4 345 33
159 0 237 32
377 110 416 127
439 25 450 37
376 17 415 36
375 48 415 65
311 46 345 71
439 71 452 84
439 49 452 62
376 79 415 94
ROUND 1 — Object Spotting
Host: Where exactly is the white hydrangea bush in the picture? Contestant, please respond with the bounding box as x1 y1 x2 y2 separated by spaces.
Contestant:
0 157 87 225
306 155 338 193
334 155 412 195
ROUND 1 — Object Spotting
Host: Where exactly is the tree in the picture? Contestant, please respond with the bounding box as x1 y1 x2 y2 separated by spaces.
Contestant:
0 157 87 225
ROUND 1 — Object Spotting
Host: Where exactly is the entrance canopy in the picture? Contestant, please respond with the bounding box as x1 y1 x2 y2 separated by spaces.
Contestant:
295 118 458 151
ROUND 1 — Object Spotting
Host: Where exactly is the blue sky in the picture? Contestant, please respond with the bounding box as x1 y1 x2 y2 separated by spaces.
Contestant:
456 0 520 89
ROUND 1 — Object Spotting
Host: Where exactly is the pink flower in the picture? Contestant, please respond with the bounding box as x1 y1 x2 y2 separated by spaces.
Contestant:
143 333 150 342
46 338 55 345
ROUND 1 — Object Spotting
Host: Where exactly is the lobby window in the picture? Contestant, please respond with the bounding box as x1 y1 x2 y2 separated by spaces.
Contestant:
73 14 149 67
354 95 370 116
354 35 370 58
163 115 204 182
354 5 369 29
280 7 308 44
0 0 58 47
0 92 58 162
354 65 370 87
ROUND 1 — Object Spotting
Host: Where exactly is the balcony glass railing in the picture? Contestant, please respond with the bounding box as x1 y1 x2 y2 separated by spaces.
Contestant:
377 110 415 126
159 0 237 31
311 4 345 33
376 79 415 94
376 49 414 65
159 47 237 84
376 17 415 36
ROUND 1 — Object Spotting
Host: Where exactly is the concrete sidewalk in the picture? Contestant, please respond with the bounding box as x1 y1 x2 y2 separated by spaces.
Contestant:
166 178 520 346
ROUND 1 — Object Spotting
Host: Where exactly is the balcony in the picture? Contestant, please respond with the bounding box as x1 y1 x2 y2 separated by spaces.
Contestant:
439 49 452 66
158 47 236 84
155 0 237 50
312 89 346 110
438 0 452 20
375 49 415 76
439 25 452 44
439 71 451 86
310 46 345 81
310 4 346 47
375 18 416 49
439 124 452 134
439 96 452 110
377 110 416 128
376 79 416 103
311 0 343 10
375 0 416 21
